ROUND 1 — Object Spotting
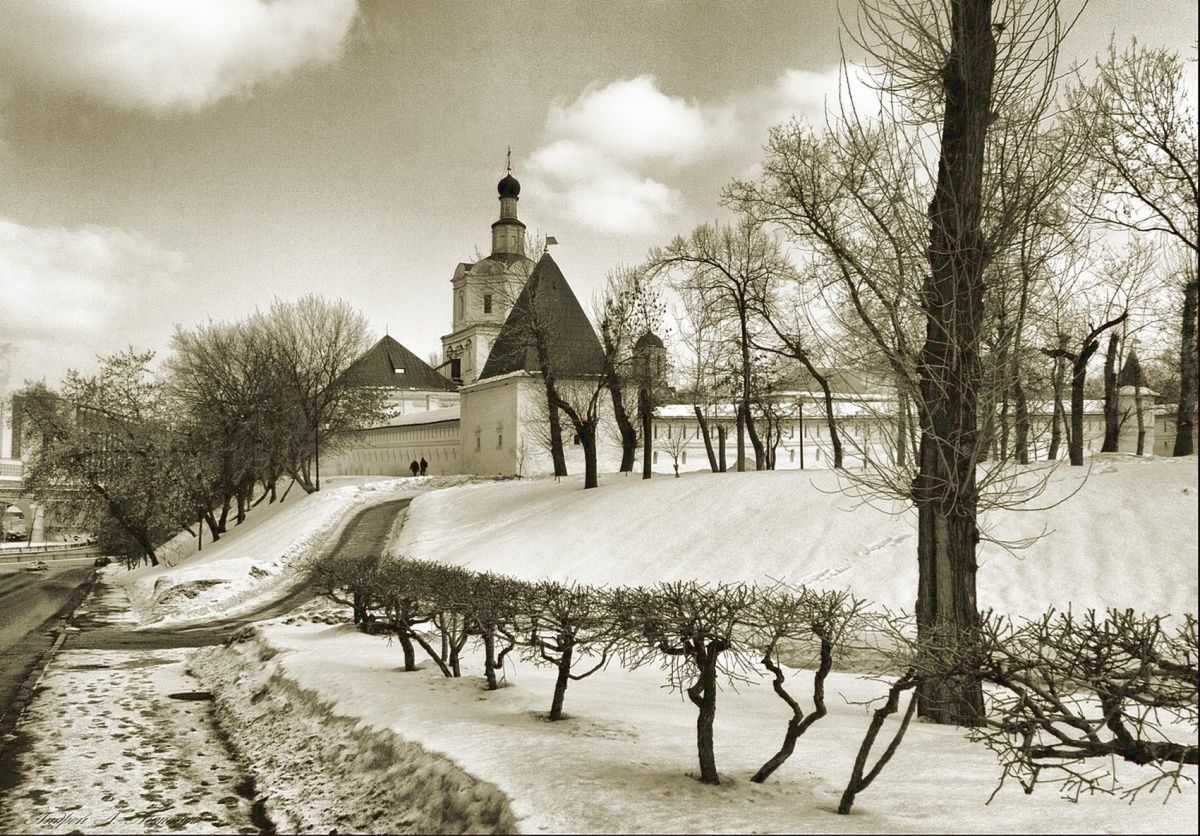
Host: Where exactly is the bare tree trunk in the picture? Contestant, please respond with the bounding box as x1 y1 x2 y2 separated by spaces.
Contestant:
1175 278 1197 456
895 389 908 468
1102 332 1120 452
687 650 721 785
694 407 719 472
581 423 599 490
717 425 727 472
545 381 569 477
607 376 638 472
913 0 994 727
735 403 746 471
1069 352 1089 466
1135 376 1146 455
1049 350 1067 461
640 387 653 479
1014 377 1030 464
549 642 573 721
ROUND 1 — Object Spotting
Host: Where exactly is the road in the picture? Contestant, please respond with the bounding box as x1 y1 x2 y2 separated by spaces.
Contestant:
0 565 94 726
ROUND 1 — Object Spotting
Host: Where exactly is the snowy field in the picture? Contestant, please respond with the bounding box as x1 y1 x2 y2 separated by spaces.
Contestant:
393 454 1199 616
115 475 481 627
197 621 1197 834
179 455 1199 833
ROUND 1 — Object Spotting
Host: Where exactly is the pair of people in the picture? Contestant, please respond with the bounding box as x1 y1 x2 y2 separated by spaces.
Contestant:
408 457 428 477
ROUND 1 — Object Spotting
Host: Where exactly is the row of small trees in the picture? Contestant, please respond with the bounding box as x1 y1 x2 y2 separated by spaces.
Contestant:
19 295 387 564
313 553 1198 814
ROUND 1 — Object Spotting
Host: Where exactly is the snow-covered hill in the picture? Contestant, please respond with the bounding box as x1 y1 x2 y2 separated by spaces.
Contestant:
394 454 1199 616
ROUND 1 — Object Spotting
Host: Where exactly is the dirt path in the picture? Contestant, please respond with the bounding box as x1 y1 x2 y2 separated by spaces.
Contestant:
0 498 411 834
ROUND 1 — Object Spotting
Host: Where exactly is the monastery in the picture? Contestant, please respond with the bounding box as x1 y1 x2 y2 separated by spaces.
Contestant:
321 169 1174 480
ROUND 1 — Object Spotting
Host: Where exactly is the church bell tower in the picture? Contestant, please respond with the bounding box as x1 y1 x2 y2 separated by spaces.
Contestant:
439 152 534 386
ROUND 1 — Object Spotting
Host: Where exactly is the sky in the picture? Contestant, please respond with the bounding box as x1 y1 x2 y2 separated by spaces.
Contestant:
0 0 1195 392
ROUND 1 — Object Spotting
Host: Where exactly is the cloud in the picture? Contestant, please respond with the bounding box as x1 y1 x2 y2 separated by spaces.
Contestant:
526 67 873 237
0 0 357 112
0 218 185 388
529 76 720 236
546 76 714 165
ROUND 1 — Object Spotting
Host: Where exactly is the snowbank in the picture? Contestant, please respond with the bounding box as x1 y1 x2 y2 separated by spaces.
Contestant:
191 629 516 835
194 621 1196 834
393 455 1198 616
117 475 480 627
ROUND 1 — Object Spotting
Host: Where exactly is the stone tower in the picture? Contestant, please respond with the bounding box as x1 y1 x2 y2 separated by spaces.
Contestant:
440 156 535 385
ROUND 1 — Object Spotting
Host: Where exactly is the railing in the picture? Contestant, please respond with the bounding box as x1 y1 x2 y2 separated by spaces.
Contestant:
0 459 22 479
0 541 98 558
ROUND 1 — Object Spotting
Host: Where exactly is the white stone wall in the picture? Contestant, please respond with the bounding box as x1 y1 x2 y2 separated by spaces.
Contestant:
323 420 461 477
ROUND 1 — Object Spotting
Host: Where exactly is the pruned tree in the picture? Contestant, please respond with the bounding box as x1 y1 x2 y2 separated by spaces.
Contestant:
612 582 756 785
522 582 616 720
749 585 868 783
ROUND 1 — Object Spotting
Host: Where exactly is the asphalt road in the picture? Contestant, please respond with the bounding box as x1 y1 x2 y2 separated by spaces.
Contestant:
0 565 94 724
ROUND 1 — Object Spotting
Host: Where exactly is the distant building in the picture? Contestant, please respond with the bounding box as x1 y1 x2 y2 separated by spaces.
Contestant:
324 168 1178 479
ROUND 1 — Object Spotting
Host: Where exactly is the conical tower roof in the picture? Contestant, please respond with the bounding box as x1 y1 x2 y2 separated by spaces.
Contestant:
479 253 605 380
343 335 457 391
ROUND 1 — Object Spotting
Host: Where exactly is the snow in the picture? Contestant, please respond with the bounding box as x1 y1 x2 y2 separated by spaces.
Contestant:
393 454 1199 617
178 454 1196 832
0 647 257 834
195 621 1196 834
115 475 481 627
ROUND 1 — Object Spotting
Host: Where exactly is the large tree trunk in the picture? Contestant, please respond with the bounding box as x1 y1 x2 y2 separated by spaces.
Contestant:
581 423 599 490
1175 278 1197 456
694 407 719 472
1014 377 1030 464
914 0 995 727
1069 351 1089 466
1102 332 1120 452
1049 348 1067 461
607 376 638 473
640 388 653 479
544 381 569 477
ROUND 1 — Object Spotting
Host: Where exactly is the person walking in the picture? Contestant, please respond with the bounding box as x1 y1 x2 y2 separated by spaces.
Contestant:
419 457 428 476
409 460 419 477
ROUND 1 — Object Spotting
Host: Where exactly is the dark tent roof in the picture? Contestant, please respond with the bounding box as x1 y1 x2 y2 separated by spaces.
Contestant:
1117 350 1143 387
635 331 664 350
479 253 605 380
343 335 457 392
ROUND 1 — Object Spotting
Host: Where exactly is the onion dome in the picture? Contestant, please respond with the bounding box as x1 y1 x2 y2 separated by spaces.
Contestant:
498 173 521 198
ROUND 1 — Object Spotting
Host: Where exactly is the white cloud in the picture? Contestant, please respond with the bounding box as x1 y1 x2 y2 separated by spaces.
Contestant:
529 76 720 236
0 0 357 112
546 76 713 165
0 219 185 387
526 68 875 237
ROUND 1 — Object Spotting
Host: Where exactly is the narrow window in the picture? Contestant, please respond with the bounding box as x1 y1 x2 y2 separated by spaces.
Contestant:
483 294 493 314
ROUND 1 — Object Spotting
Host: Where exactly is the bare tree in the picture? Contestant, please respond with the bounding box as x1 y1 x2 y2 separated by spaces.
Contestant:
647 219 788 472
730 0 1084 724
1071 42 1199 455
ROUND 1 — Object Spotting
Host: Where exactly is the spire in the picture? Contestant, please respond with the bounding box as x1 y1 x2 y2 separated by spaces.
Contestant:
506 146 512 173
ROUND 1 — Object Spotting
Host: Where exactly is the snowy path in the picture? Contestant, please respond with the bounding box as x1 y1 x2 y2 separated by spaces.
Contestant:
0 497 415 834
0 648 261 834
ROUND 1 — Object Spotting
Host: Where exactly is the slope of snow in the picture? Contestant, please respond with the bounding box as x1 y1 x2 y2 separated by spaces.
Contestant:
116 476 479 627
196 622 1196 834
393 454 1198 616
